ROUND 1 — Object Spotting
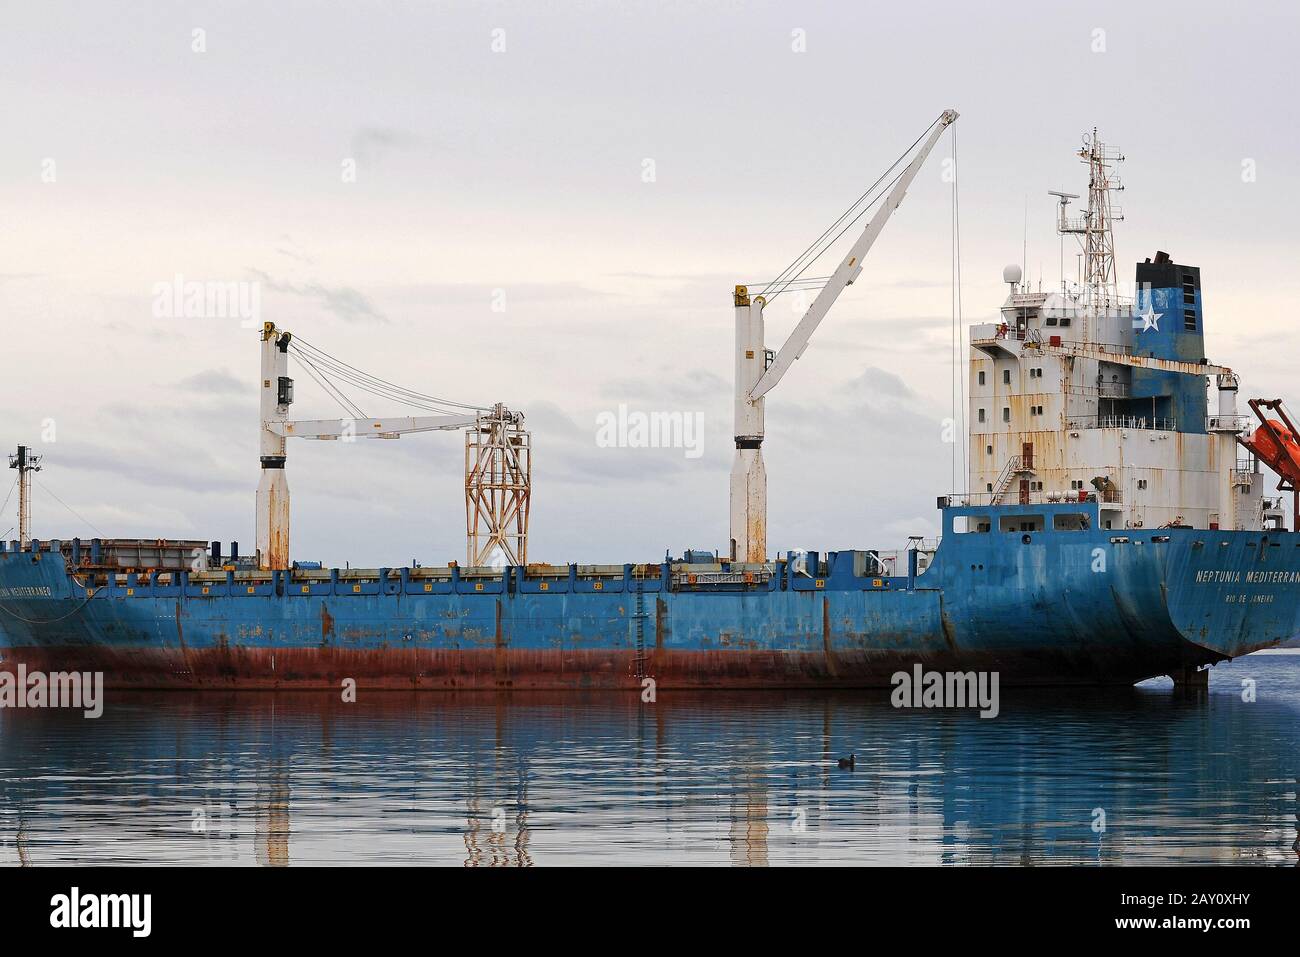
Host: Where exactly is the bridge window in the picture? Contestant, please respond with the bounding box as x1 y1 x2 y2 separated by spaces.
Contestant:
999 514 1045 533
978 371 986 385
978 408 986 423
1002 407 1010 422
1002 369 1011 385
1052 513 1091 531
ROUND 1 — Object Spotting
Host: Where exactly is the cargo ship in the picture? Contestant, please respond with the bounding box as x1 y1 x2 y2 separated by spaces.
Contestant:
2 114 1299 690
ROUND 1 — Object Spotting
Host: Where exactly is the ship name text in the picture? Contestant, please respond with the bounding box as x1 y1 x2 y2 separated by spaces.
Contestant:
0 585 52 597
1194 569 1300 585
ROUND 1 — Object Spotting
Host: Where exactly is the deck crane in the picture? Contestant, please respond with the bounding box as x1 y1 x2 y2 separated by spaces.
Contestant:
729 109 958 562
256 322 530 570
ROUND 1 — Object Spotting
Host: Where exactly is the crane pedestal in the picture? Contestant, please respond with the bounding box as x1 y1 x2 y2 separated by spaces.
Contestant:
256 464 290 571
729 444 767 563
730 286 768 563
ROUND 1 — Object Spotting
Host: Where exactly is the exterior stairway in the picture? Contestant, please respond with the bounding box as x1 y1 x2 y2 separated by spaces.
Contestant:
990 454 1035 505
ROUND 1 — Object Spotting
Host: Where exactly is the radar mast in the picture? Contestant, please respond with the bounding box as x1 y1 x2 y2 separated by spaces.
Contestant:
1055 130 1124 308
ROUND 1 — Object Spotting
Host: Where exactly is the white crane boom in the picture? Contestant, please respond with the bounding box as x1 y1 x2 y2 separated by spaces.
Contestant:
728 109 957 563
253 322 531 571
748 108 958 401
271 414 479 440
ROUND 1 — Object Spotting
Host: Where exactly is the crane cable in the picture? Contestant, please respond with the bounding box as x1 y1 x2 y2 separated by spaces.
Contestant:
757 114 943 305
289 336 489 414
759 167 906 305
0 475 17 525
288 346 478 417
950 122 967 498
288 345 480 416
291 351 367 420
289 340 456 412
35 478 107 539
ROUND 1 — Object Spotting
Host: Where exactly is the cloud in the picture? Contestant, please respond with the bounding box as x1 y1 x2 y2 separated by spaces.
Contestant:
247 268 386 323
349 126 423 167
521 400 727 487
274 235 316 267
774 364 946 455
598 367 728 405
603 270 736 287
837 366 918 404
177 369 245 395
871 277 953 290
378 281 612 307
48 440 247 493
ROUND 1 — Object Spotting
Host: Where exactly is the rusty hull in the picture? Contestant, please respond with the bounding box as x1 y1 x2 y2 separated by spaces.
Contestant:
2 514 1299 690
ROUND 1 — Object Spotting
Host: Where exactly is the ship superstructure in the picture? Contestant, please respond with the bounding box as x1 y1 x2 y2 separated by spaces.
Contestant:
964 133 1276 535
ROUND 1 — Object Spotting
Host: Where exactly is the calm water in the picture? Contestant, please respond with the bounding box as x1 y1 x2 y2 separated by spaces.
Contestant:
1 655 1297 866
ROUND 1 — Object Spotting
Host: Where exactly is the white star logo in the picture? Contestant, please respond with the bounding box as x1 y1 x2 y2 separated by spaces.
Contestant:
1134 306 1162 332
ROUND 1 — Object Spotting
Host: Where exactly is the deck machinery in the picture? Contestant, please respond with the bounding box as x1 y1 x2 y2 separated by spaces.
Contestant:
255 323 531 570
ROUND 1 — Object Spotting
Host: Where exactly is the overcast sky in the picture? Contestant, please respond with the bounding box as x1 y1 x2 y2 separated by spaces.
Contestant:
3 1 1299 566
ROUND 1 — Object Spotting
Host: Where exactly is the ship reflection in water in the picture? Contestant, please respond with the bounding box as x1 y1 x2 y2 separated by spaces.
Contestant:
0 657 1297 866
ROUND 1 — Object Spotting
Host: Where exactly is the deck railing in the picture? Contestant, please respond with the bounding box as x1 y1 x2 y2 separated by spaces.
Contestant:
942 489 1120 508
1066 414 1178 431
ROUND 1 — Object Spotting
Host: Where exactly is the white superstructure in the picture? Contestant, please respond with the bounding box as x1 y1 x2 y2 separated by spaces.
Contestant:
962 136 1276 533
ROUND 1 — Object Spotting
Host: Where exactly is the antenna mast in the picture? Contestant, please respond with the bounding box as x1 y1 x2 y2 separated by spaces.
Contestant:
1056 129 1124 307
8 445 42 547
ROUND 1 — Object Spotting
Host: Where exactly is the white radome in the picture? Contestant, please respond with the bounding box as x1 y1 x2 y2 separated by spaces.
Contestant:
1003 263 1023 285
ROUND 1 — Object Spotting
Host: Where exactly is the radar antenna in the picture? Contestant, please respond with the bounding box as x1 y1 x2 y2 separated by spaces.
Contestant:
1047 190 1079 293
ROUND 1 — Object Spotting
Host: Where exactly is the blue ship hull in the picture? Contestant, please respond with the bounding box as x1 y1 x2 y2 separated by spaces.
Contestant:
1 504 1298 689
